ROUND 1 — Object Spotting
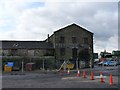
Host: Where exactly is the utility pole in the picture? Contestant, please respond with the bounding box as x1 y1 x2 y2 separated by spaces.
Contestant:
22 51 26 73
63 61 66 72
76 58 78 70
43 59 45 70
22 60 24 72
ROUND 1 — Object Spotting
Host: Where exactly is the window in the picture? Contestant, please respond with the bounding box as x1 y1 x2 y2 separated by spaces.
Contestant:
10 49 18 56
28 50 34 56
72 48 77 59
60 48 65 56
84 37 89 44
59 36 65 43
72 37 77 44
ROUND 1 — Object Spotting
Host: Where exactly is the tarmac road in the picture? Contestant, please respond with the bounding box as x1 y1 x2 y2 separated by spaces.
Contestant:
2 65 119 88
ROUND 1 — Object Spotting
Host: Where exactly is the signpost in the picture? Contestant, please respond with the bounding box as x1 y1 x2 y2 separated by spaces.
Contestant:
7 62 14 67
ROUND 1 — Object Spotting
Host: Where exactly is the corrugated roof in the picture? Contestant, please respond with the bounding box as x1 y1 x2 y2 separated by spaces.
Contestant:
2 41 53 49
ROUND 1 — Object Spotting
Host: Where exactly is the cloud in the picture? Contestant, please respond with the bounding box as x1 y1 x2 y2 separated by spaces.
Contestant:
94 34 118 53
0 1 118 53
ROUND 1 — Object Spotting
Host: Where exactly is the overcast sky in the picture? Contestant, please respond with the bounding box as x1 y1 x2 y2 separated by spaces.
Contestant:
0 0 119 54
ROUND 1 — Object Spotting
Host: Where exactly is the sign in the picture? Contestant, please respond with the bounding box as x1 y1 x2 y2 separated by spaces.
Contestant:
7 62 14 67
66 64 74 69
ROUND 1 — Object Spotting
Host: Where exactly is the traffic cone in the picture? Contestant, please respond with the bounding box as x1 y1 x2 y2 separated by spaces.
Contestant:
83 70 87 78
90 71 94 80
67 69 70 75
77 69 80 76
100 72 104 83
109 74 113 85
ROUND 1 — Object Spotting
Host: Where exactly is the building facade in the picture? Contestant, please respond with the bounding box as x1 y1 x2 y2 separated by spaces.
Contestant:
112 50 120 61
1 23 94 70
48 23 94 68
1 41 54 70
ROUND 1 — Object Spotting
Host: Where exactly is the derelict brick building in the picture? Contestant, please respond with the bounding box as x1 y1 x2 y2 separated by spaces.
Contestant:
1 23 94 69
47 23 94 68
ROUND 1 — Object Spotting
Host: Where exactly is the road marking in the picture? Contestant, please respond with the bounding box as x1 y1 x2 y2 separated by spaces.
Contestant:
94 76 107 79
61 76 78 80
61 76 107 80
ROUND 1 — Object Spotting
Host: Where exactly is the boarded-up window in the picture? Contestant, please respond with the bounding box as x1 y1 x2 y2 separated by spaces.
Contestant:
59 36 65 43
60 48 65 56
84 38 89 44
72 37 77 44
28 50 34 56
10 49 18 56
34 50 45 56
2 50 9 56
72 48 77 59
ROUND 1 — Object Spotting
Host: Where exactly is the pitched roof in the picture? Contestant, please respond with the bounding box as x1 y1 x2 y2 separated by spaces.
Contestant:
54 23 93 34
2 41 53 49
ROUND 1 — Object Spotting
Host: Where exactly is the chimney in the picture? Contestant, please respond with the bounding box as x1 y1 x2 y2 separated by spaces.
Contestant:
47 34 49 42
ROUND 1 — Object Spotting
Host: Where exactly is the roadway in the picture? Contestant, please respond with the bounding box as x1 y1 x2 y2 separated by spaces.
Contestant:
2 65 120 88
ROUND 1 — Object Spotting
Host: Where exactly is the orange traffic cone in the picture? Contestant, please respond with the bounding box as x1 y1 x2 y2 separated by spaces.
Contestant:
77 69 80 76
109 74 113 85
90 71 94 80
67 69 70 75
100 72 104 83
83 70 87 78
